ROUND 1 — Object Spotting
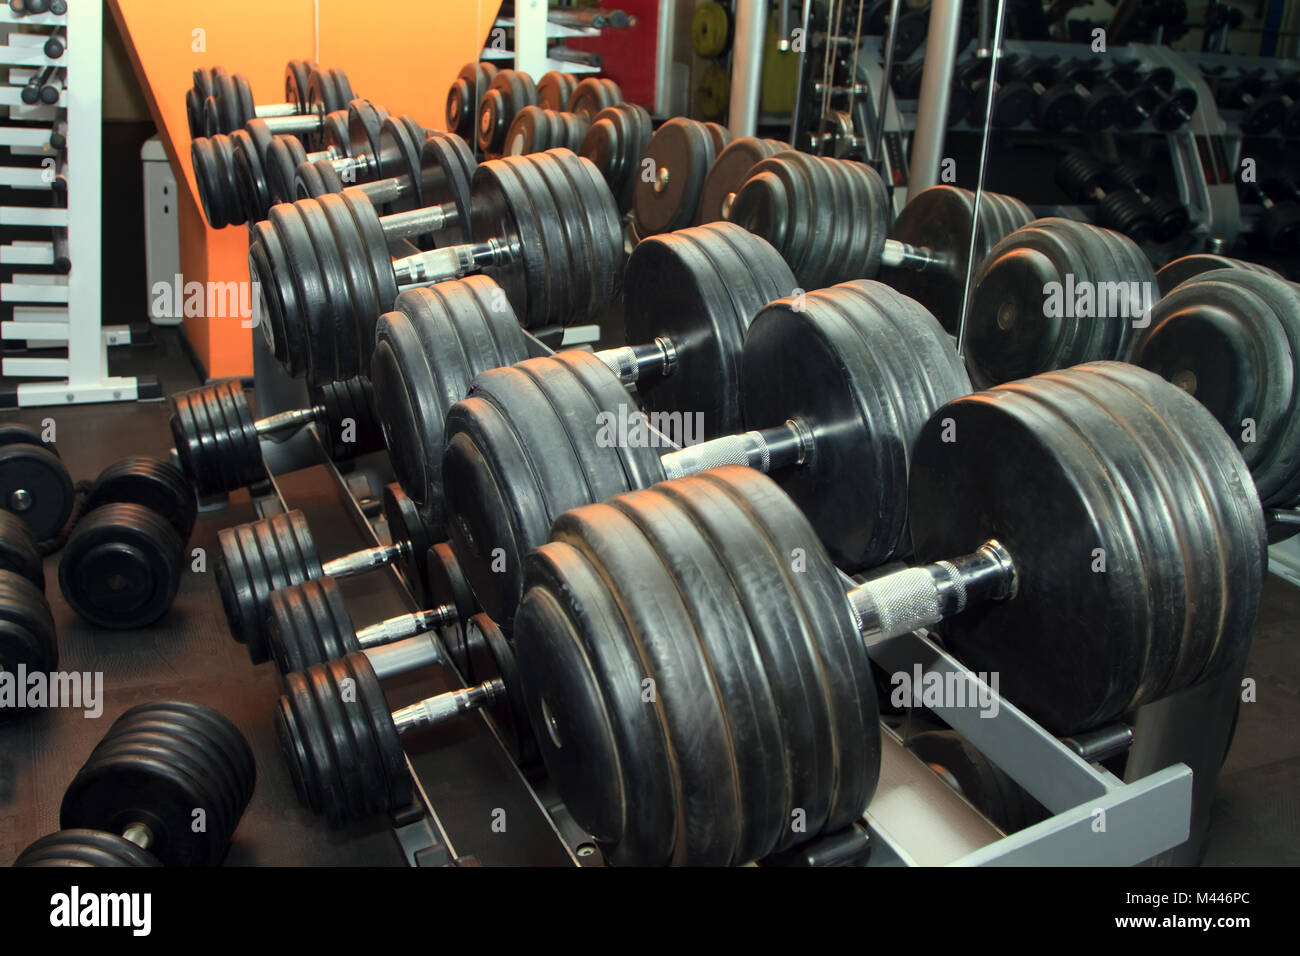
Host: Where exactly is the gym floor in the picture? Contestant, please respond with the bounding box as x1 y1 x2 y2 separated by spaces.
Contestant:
1 329 1297 866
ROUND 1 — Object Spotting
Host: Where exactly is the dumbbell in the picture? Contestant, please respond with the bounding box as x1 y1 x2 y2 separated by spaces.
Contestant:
20 65 62 105
696 137 791 224
0 510 43 592
169 378 384 498
1130 267 1300 518
214 484 474 660
372 225 796 538
13 702 255 866
276 614 534 827
1057 60 1126 131
634 118 735 235
1275 73 1300 138
475 69 539 155
1111 65 1195 130
59 458 194 630
1008 57 1085 133
194 99 396 229
578 102 653 213
726 155 1033 328
447 61 499 140
8 0 67 13
1213 70 1286 135
1056 150 1157 242
536 70 578 110
250 148 624 388
0 570 56 715
187 61 351 138
1107 161 1190 243
1240 181 1300 252
512 359 1264 864
1154 252 1281 295
963 216 1156 387
0 423 73 542
956 58 1036 128
1142 66 1199 130
503 106 590 155
442 279 970 624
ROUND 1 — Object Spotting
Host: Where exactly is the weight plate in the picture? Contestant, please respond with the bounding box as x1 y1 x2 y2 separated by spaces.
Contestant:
318 192 382 368
537 71 578 112
339 187 400 329
268 202 335 386
85 456 197 543
447 61 497 141
477 70 538 155
268 578 356 675
0 569 57 683
692 1 733 58
1155 253 1282 296
580 102 653 213
0 509 43 592
232 129 271 223
191 134 238 229
697 137 790 224
346 98 386 161
0 439 73 541
634 118 717 236
13 830 160 867
568 78 623 120
232 74 256 129
285 59 312 113
418 131 475 245
296 197 360 380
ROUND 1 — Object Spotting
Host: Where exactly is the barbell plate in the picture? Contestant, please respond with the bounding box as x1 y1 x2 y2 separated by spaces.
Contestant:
296 198 362 382
697 137 789 224
634 118 717 236
268 578 356 675
418 130 476 245
339 187 400 327
0 441 73 541
318 192 382 370
580 102 653 213
267 202 334 387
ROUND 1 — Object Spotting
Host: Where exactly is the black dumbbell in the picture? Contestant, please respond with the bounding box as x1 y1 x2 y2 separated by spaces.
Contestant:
0 570 56 717
535 70 578 110
512 360 1263 863
446 61 499 141
83 456 196 543
503 105 591 156
1141 66 1199 130
1109 161 1190 242
964 216 1156 387
957 58 1036 129
214 484 475 660
187 61 350 138
696 137 791 224
14 702 255 866
441 280 971 625
727 155 1034 328
1154 252 1281 295
578 102 653 214
276 614 534 827
475 69 540 155
373 226 796 540
634 117 735 235
1009 57 1085 133
169 378 383 498
1213 70 1286 135
1240 181 1300 252
1056 150 1158 242
0 423 73 542
1057 60 1126 131
250 148 624 388
0 510 43 592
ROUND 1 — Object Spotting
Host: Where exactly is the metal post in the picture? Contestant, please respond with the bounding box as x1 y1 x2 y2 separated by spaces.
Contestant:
728 0 768 137
905 0 963 202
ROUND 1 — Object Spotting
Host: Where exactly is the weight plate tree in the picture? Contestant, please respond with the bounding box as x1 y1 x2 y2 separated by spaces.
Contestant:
442 280 969 623
170 378 383 497
276 613 534 827
251 148 624 387
374 224 795 541
513 361 1265 862
963 217 1157 387
1128 268 1300 514
15 701 255 866
0 424 73 542
579 103 653 214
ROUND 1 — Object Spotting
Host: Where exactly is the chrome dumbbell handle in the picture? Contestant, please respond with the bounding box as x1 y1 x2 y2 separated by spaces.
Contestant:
881 238 946 271
595 337 679 385
353 603 458 650
390 679 506 734
391 237 514 288
253 405 325 436
659 419 814 480
321 540 409 579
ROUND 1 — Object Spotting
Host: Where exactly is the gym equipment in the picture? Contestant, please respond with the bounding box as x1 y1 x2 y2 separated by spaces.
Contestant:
187 61 351 138
513 362 1264 863
265 576 455 676
567 77 623 120
1129 268 1300 511
1008 58 1085 133
442 280 969 623
446 62 499 141
251 148 623 387
1240 181 1300 253
169 378 383 498
964 216 1156 387
1155 253 1281 295
728 156 1032 325
476 70 539 155
84 457 196 544
1111 65 1196 130
0 510 43 592
1212 70 1287 135
14 702 255 866
536 71 578 111
1109 161 1190 244
692 1 733 58
1056 150 1157 243
1057 60 1125 131
503 106 591 155
373 225 795 538
696 137 790 224
275 614 533 827
0 570 57 709
957 58 1036 128
214 484 470 659
579 103 653 213
59 501 184 630
0 423 73 542
634 118 734 236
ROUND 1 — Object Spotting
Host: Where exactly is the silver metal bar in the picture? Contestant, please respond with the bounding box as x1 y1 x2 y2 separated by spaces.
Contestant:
354 604 457 650
392 239 508 288
366 632 444 679
357 173 414 206
871 0 903 165
262 114 321 136
787 0 813 146
880 237 943 270
380 202 454 241
905 0 963 200
728 0 769 137
254 102 300 119
659 419 811 479
321 541 406 579
254 405 321 435
596 337 677 385
391 680 506 735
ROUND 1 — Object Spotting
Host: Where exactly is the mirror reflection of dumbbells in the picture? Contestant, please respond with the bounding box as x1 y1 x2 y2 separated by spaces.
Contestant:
168 378 384 498
59 457 196 629
1056 150 1189 244
506 359 1262 864
13 702 255 866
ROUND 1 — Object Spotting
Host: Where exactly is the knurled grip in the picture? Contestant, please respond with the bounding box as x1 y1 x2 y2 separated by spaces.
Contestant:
660 432 769 480
850 567 943 642
598 346 639 384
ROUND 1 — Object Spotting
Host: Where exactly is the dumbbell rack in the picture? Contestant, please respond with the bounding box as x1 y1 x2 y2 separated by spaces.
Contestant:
0 1 150 407
238 322 1197 868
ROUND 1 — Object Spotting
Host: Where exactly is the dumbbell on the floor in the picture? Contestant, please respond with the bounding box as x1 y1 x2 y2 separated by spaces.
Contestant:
1056 150 1157 242
373 225 796 539
59 458 193 630
1129 267 1300 522
169 378 383 498
14 702 255 866
513 361 1264 864
0 510 43 592
250 148 624 387
962 216 1156 387
634 118 734 235
727 155 1033 327
446 61 499 141
578 102 653 213
0 570 56 713
276 614 534 827
0 423 73 543
187 61 352 138
442 280 969 624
